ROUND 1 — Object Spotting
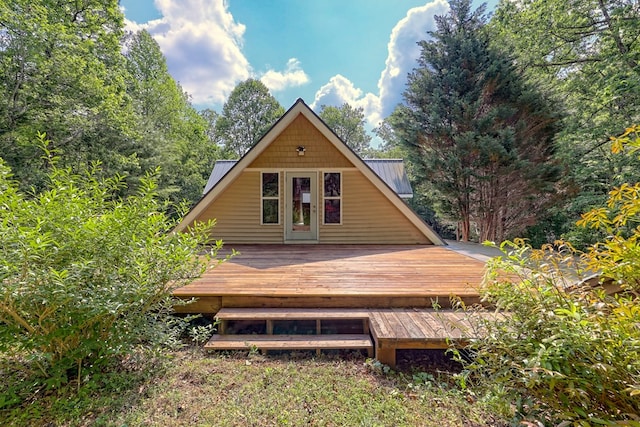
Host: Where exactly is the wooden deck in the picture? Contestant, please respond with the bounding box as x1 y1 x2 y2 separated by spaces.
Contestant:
368 308 492 367
173 244 487 313
206 307 495 367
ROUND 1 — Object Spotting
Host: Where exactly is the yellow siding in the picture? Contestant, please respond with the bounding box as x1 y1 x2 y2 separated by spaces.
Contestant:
319 171 431 244
250 114 353 169
190 113 432 245
194 171 284 244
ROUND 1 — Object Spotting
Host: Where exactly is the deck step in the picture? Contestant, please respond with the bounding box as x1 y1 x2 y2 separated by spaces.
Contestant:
215 308 371 334
215 308 370 321
205 334 374 356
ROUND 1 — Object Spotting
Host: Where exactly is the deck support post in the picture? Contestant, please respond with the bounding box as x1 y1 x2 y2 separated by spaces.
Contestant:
376 347 396 369
218 319 227 335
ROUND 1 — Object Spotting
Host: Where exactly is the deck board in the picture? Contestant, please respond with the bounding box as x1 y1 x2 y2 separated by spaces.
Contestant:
174 245 486 310
205 334 373 352
215 308 371 321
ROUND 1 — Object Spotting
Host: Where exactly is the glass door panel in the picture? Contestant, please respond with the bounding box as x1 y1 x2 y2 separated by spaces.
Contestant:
292 177 311 231
285 172 317 241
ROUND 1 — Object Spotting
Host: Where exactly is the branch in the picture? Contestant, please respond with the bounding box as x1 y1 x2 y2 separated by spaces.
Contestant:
532 57 603 68
0 301 36 333
579 127 635 158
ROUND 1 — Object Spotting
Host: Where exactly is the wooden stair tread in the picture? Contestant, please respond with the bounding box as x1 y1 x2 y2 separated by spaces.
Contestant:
205 334 373 350
215 307 371 321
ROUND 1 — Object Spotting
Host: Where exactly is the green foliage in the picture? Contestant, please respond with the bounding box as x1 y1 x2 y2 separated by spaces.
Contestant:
0 136 218 392
392 0 561 242
123 30 222 211
578 125 640 293
319 103 372 155
490 0 640 243
216 79 285 157
0 0 139 191
0 6 218 212
467 241 640 423
462 126 640 423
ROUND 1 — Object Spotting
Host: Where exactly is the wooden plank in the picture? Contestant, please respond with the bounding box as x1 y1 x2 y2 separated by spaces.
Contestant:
215 307 371 321
217 296 479 310
406 309 437 338
172 245 487 307
368 310 393 340
375 347 396 368
204 334 373 352
392 308 424 339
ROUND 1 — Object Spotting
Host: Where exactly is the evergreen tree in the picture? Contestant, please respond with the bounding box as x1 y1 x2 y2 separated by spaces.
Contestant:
216 79 285 157
392 0 561 242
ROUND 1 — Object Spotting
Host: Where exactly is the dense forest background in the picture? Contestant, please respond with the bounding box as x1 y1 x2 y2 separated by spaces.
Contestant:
1 0 638 245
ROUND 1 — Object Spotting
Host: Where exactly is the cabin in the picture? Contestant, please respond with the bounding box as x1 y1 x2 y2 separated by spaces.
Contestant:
174 98 443 246
173 99 494 368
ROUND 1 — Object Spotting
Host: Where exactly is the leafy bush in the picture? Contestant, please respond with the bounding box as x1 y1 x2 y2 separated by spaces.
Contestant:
0 137 217 391
460 126 640 424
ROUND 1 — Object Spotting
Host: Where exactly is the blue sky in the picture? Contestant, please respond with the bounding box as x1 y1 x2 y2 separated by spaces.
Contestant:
121 0 496 128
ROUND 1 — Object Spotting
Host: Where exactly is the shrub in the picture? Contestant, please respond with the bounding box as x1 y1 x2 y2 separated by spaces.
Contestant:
0 137 218 391
460 126 640 424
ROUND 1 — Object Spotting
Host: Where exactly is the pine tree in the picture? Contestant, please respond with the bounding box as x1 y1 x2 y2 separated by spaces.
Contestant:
392 0 561 242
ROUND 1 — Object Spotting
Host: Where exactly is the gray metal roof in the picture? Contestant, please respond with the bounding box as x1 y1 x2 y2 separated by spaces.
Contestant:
203 160 236 194
202 158 413 198
363 159 413 198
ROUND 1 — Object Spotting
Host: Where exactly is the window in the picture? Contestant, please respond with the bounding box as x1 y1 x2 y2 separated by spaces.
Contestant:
323 172 341 224
261 172 279 224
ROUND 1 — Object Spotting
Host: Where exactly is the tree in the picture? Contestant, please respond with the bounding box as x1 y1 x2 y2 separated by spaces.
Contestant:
123 30 221 208
0 0 138 191
490 0 640 244
392 0 560 242
319 103 371 155
215 79 285 157
200 108 223 147
462 125 640 423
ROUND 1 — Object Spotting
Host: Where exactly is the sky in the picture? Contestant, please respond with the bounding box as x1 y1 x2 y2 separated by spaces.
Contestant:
121 0 496 130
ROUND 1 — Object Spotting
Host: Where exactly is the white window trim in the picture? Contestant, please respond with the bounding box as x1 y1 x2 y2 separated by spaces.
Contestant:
322 171 342 225
260 171 280 225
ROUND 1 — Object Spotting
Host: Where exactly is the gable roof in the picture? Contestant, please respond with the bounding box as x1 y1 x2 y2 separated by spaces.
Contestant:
175 98 444 245
203 158 414 199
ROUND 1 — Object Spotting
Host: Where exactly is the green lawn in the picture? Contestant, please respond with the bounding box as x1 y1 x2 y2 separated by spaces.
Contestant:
1 348 510 426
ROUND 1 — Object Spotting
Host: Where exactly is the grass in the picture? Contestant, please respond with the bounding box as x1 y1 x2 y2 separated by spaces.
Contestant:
0 347 510 426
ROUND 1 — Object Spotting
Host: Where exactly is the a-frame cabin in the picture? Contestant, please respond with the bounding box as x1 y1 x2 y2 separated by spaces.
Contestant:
174 98 443 245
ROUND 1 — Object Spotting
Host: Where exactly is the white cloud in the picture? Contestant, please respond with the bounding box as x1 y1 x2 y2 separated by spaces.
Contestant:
127 0 251 106
310 1 448 129
377 0 449 117
260 58 310 92
310 75 382 127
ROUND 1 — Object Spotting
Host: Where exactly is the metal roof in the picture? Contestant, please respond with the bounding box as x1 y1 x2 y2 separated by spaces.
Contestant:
202 158 413 198
363 159 413 198
203 160 237 194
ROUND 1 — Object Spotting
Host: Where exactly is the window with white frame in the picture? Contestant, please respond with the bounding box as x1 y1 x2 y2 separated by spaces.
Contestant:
261 172 279 224
323 172 341 224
